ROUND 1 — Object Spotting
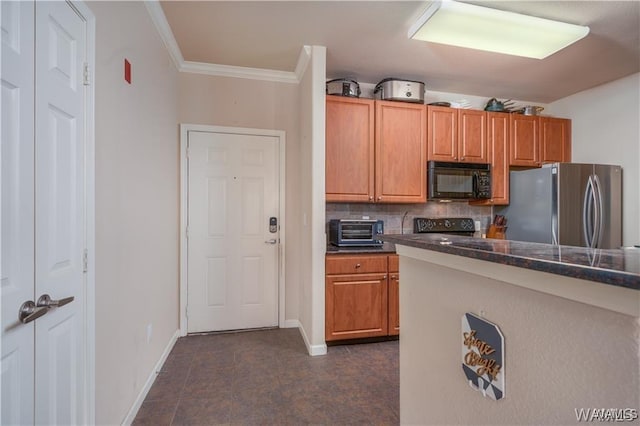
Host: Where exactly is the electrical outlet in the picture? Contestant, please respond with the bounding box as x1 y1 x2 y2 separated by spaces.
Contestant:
146 323 153 343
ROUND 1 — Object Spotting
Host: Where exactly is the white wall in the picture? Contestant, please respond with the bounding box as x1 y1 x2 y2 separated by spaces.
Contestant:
177 73 302 323
298 46 328 355
548 73 640 246
400 255 639 425
88 2 179 424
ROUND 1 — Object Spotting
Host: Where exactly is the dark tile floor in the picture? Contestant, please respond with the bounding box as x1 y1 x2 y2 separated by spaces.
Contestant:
133 328 399 425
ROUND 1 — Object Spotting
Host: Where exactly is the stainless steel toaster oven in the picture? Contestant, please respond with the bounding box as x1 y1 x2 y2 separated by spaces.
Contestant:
328 219 384 247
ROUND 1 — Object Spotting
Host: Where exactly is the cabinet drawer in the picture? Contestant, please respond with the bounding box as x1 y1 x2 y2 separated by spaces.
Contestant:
388 254 399 272
326 255 388 274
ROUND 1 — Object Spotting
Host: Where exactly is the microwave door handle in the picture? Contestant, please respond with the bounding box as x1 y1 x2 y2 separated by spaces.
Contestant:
472 173 478 198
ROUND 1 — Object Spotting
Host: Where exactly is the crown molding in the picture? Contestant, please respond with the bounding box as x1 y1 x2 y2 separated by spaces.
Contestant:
144 0 184 69
145 0 311 84
294 46 312 82
180 61 299 84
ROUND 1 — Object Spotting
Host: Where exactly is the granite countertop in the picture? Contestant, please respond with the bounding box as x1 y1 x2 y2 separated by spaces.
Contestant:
326 242 397 255
380 234 640 290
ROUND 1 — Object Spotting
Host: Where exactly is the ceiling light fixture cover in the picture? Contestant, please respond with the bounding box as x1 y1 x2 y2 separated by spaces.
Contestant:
408 0 590 59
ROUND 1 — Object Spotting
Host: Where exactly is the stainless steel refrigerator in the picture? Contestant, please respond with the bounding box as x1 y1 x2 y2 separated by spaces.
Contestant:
496 163 622 249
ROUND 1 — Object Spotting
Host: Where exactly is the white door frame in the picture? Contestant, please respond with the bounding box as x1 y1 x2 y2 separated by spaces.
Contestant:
179 124 286 336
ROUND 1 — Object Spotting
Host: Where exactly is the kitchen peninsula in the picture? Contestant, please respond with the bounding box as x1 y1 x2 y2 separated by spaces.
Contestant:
381 233 640 425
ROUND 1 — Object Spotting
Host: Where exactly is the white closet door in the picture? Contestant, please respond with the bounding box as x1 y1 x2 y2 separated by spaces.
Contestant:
34 2 87 424
1 1 36 424
2 2 89 424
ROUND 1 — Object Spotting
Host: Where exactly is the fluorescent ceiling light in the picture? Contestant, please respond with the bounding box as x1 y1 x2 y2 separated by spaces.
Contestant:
408 0 590 59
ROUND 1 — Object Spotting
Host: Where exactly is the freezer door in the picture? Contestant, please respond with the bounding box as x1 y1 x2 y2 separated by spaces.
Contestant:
593 164 622 248
556 163 593 247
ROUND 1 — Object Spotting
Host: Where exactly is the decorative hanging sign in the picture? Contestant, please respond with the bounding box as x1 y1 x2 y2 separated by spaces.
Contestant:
461 312 505 401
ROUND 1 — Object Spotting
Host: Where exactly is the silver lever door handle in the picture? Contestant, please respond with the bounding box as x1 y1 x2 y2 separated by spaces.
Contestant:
19 301 48 324
264 239 277 245
37 294 74 308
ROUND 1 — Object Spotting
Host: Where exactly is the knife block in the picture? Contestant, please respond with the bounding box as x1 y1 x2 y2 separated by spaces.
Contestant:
487 224 507 239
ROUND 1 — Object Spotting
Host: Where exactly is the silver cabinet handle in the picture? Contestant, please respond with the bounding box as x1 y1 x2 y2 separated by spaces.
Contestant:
19 301 48 324
264 239 277 245
37 294 74 308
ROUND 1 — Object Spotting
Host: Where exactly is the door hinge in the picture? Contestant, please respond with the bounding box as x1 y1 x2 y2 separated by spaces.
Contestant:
186 225 189 239
185 305 188 318
83 62 90 86
186 146 190 159
83 249 88 273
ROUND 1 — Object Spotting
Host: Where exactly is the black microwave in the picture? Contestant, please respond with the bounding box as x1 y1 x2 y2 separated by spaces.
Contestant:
329 219 384 247
428 161 491 200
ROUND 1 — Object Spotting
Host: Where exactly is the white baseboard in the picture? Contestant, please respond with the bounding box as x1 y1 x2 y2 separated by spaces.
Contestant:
296 321 327 356
283 319 300 328
121 329 180 425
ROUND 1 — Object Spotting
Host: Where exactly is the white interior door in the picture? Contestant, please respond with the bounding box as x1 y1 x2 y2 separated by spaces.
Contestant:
1 2 36 424
34 2 87 423
1 1 88 424
187 131 280 333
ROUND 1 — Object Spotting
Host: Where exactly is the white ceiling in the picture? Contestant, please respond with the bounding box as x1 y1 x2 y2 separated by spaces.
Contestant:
160 1 640 103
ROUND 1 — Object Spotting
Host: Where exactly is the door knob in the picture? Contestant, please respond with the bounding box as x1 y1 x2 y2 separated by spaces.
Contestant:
18 301 48 324
37 294 74 308
264 239 278 245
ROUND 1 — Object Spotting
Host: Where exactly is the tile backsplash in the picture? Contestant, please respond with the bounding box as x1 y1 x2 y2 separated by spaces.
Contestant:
326 202 493 235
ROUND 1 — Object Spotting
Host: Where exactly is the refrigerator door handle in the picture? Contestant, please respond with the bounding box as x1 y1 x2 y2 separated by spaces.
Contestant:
592 174 604 248
582 176 595 248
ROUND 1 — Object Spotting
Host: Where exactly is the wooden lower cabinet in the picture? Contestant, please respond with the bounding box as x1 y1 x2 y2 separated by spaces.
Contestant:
325 254 399 341
388 255 400 336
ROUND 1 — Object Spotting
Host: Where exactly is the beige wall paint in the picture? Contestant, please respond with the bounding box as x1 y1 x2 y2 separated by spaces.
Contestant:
177 73 302 322
548 73 640 246
88 2 179 424
400 255 639 425
297 46 328 354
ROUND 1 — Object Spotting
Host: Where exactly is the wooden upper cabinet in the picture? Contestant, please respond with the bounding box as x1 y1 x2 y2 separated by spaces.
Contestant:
375 101 427 203
510 114 539 166
325 95 375 202
458 109 488 163
540 117 571 163
427 106 487 163
471 112 510 206
427 106 457 161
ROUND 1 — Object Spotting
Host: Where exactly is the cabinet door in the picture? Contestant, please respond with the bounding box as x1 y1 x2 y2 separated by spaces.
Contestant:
388 273 399 336
427 106 457 161
326 96 375 202
325 273 389 341
540 117 571 163
375 101 427 203
510 114 539 166
472 112 510 205
458 109 487 163
388 255 399 336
